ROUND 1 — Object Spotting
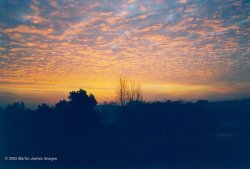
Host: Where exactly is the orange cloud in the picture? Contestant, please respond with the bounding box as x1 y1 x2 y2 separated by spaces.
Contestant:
3 25 53 35
178 0 187 4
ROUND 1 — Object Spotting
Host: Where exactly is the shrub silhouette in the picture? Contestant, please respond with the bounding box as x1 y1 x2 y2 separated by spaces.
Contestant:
68 89 97 114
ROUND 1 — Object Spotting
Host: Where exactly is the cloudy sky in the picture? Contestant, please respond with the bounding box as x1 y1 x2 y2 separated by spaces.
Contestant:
0 0 249 105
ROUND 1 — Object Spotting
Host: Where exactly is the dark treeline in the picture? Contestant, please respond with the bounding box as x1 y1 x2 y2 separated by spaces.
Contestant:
1 89 250 169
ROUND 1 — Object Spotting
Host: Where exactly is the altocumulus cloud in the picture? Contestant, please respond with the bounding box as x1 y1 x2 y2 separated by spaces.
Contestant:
0 0 249 103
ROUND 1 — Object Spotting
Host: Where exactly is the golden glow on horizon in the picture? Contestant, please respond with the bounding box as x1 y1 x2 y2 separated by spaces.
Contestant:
0 79 246 104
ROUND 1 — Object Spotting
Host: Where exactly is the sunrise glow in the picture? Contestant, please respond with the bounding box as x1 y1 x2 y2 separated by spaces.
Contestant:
0 0 249 105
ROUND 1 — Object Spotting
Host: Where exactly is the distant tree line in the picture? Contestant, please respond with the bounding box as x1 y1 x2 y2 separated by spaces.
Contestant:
0 89 250 169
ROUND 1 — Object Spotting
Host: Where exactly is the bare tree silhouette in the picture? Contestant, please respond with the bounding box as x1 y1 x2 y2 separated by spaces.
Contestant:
127 81 143 103
115 76 128 106
115 77 143 106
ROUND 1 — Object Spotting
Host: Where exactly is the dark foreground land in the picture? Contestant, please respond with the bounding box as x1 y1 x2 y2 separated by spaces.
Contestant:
0 90 250 169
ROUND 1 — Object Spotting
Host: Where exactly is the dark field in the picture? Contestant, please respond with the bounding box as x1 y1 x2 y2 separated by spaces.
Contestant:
1 90 250 169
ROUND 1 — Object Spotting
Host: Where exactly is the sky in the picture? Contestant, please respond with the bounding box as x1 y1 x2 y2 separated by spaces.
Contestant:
0 0 249 106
